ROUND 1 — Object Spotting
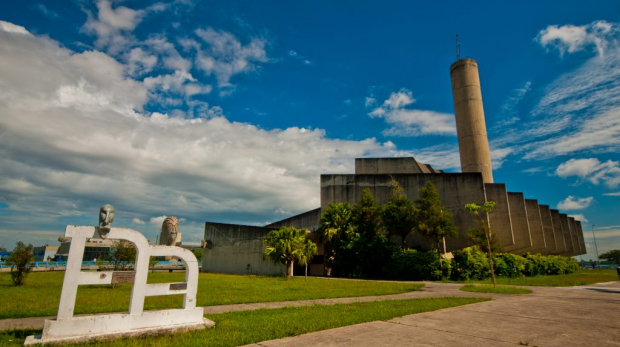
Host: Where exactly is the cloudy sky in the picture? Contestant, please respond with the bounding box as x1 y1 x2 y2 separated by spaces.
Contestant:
0 1 618 261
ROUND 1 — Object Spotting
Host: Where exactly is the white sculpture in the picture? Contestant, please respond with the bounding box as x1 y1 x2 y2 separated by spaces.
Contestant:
25 222 213 345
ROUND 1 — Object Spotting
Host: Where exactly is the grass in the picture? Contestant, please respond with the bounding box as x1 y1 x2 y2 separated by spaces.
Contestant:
0 297 489 346
0 271 423 319
460 284 532 294
443 269 617 287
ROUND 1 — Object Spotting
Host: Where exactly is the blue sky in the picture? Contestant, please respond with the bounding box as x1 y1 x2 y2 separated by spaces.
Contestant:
0 1 618 261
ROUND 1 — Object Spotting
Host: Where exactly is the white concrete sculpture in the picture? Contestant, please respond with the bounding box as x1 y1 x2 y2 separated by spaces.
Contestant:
25 225 213 345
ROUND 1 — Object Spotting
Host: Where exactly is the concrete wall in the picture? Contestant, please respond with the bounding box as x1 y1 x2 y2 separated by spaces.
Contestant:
559 214 575 255
550 210 566 254
202 222 285 275
539 205 557 255
576 221 586 256
266 208 321 231
484 183 515 251
568 217 581 256
524 199 546 253
355 157 425 174
321 172 485 251
506 193 532 252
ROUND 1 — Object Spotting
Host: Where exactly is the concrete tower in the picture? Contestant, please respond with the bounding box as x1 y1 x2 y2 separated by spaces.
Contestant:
450 58 494 183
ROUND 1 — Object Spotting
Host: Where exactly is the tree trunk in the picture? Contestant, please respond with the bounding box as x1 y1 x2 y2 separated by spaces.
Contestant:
437 246 443 270
485 228 496 288
305 264 308 281
286 260 294 279
401 235 406 250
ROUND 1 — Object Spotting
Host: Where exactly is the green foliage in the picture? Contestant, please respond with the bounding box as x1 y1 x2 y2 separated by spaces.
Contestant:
317 203 355 275
465 201 498 287
263 226 316 278
192 248 203 261
600 250 620 265
390 249 448 281
110 240 137 271
381 181 418 250
6 241 34 286
450 246 490 280
416 181 458 245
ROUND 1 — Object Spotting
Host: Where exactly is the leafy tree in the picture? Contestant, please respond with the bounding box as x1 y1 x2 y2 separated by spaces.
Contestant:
192 248 203 261
381 181 418 250
416 181 458 269
294 238 318 281
7 241 34 286
263 226 313 279
110 240 137 271
465 201 498 287
316 203 355 276
600 250 620 265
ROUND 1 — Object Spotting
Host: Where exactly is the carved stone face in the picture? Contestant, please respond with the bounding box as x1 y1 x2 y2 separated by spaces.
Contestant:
97 204 115 239
161 216 179 246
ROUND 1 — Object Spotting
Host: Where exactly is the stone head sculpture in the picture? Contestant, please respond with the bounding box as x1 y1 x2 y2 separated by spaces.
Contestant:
97 204 115 239
160 216 179 246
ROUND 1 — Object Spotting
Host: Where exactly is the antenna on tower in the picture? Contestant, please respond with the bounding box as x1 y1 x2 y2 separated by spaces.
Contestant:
456 34 460 61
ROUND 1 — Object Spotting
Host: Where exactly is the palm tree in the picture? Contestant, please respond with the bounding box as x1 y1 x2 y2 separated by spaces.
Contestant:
263 226 314 279
316 203 355 276
294 238 318 281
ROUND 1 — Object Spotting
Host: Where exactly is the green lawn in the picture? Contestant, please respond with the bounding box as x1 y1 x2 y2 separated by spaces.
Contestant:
0 271 423 319
460 284 532 294
0 297 488 346
444 269 617 287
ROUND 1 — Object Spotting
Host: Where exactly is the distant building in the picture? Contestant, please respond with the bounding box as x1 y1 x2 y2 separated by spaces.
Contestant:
33 245 59 262
201 57 586 276
56 239 114 261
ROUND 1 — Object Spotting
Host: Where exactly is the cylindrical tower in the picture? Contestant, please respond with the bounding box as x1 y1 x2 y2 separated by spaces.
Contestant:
450 58 493 183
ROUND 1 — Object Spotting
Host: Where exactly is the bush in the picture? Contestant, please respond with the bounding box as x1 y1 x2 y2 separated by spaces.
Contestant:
390 249 445 281
7 241 34 286
450 247 489 280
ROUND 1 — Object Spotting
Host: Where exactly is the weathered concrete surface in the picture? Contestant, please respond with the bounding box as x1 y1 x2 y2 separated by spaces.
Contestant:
242 281 620 347
550 209 567 254
202 222 284 275
450 58 494 183
321 173 485 251
484 183 515 251
568 217 581 256
507 192 532 252
560 214 575 256
576 221 586 255
524 199 546 253
355 157 425 174
539 205 557 255
266 208 321 231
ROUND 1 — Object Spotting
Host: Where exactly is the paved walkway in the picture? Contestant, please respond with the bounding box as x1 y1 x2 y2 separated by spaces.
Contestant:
242 281 620 347
2 281 619 346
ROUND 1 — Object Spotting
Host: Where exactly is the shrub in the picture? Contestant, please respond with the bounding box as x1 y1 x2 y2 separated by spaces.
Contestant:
7 241 34 286
450 246 489 280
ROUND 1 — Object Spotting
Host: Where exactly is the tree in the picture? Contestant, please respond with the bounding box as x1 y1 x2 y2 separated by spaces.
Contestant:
600 250 620 265
7 241 34 286
416 181 458 269
294 238 318 281
381 181 418 250
316 203 355 276
110 240 137 271
263 226 313 279
465 201 499 287
192 248 203 261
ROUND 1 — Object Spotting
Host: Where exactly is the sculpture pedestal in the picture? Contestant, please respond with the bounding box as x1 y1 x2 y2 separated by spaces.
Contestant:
25 309 214 345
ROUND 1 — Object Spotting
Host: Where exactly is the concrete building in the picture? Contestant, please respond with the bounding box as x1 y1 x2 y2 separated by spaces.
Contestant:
33 245 59 262
201 57 585 276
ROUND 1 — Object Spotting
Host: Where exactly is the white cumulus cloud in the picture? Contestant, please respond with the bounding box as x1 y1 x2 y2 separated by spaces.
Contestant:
536 20 617 57
557 196 594 210
369 88 456 136
556 158 620 188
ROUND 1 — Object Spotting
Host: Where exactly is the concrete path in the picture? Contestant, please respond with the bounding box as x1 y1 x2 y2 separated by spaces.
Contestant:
242 281 620 347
